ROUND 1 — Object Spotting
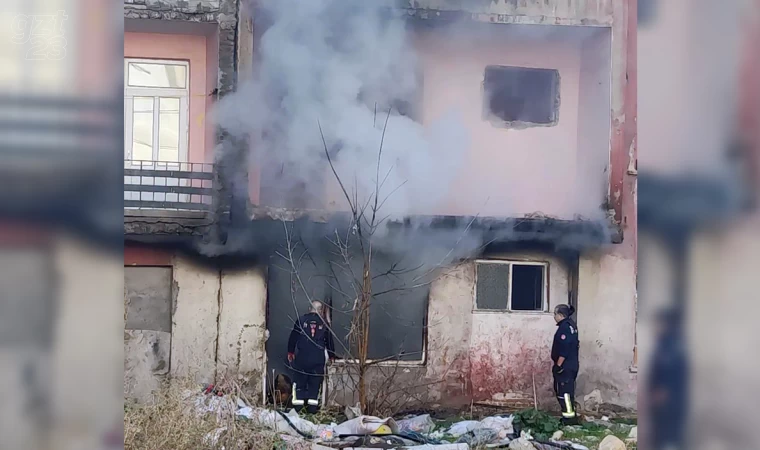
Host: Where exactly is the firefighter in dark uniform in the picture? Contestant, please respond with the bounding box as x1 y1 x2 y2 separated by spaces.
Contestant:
551 304 580 425
287 301 335 413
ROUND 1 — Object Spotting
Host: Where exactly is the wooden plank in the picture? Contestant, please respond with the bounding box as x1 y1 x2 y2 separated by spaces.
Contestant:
124 184 212 195
124 168 214 180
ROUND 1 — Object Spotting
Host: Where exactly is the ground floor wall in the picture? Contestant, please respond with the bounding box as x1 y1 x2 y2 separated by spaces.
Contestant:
124 242 637 412
123 247 267 403
325 246 637 412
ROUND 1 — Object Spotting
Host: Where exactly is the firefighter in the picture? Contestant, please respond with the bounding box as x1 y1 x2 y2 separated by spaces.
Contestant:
287 301 335 413
551 304 580 425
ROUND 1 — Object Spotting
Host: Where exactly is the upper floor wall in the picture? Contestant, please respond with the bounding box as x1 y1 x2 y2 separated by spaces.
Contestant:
255 22 612 220
396 0 615 25
413 24 611 218
124 0 222 18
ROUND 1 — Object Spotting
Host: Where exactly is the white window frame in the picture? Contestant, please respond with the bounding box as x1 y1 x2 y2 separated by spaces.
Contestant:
124 58 189 168
473 259 550 313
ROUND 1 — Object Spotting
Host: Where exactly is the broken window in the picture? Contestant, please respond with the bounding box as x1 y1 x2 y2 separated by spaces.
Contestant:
483 65 560 127
475 260 548 312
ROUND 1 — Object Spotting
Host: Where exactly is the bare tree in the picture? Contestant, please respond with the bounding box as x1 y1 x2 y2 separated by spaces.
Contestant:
275 110 474 415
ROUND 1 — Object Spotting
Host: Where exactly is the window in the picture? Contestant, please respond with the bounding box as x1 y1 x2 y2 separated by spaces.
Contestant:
483 65 560 127
475 260 548 312
124 59 189 164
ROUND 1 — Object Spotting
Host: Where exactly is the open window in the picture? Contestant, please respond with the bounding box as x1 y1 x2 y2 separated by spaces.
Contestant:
474 260 549 312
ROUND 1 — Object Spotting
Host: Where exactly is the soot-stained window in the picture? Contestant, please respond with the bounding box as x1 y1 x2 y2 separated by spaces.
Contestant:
483 65 560 127
328 255 427 362
475 260 548 312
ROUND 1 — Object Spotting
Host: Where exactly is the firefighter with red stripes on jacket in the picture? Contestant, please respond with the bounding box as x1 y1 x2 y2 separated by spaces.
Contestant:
287 301 335 413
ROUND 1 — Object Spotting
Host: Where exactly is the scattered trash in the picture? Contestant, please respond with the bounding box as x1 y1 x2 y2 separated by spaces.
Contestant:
237 407 319 437
398 414 436 434
406 445 469 450
317 425 337 441
344 403 362 420
456 429 499 446
479 416 515 438
626 426 637 442
597 435 626 450
507 436 535 450
184 382 631 450
448 420 480 437
582 390 603 412
202 427 227 447
569 445 590 450
333 416 399 436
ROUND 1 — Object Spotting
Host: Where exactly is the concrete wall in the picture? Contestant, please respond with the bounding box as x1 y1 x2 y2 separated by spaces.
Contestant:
400 0 615 26
422 253 570 407
216 267 268 396
576 250 637 408
170 256 220 383
123 248 269 400
325 247 636 411
124 267 173 401
416 25 581 218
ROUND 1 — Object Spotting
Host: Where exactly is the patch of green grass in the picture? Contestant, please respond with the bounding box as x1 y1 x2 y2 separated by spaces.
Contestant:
513 409 561 441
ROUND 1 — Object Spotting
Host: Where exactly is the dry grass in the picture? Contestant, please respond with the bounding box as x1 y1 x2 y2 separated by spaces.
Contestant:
124 378 283 450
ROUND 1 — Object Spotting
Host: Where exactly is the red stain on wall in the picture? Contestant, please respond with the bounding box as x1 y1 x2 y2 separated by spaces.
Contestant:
468 330 553 402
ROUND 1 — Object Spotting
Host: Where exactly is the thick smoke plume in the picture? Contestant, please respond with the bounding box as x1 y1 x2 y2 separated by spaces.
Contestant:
216 0 468 219
212 0 612 267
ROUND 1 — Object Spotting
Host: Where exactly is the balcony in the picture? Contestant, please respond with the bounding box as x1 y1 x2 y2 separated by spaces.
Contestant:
124 160 214 212
124 160 216 240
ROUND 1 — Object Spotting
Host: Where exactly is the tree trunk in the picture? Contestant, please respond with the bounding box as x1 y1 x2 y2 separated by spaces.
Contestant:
358 254 372 412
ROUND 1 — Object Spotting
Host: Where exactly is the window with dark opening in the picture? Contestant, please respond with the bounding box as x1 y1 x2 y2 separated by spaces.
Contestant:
483 65 560 127
475 261 547 312
510 264 545 311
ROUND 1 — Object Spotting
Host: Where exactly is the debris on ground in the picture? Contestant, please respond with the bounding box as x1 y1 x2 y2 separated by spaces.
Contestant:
182 385 635 450
597 435 626 450
583 390 603 413
626 426 637 442
334 416 399 436
345 403 362 420
397 414 436 434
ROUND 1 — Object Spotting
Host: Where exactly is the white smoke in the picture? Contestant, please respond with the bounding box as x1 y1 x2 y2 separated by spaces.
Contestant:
215 0 469 218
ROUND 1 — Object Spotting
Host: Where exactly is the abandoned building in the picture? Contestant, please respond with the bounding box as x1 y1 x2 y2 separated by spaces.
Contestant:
123 0 639 412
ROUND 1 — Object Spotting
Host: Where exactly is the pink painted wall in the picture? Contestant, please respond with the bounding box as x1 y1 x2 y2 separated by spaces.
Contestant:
415 27 588 218
125 32 214 163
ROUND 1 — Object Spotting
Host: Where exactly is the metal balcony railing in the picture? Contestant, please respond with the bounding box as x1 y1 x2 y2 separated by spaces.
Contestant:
124 160 215 212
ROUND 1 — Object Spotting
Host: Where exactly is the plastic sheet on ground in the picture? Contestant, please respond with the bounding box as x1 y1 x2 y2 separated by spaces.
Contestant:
333 416 399 436
456 428 500 446
397 414 436 434
448 420 481 437
237 407 321 437
405 445 470 450
448 415 514 439
189 391 237 422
